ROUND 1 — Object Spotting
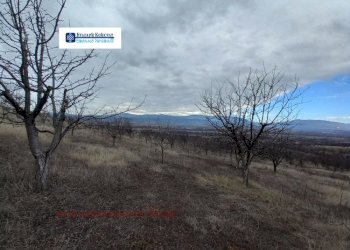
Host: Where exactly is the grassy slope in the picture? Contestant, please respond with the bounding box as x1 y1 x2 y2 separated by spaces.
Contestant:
0 124 349 249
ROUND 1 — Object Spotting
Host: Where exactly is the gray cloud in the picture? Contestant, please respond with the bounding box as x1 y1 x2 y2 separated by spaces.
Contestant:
56 0 350 114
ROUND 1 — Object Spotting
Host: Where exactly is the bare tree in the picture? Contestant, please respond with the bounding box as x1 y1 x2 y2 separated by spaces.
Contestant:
104 121 120 147
104 117 132 146
197 132 212 156
199 67 301 186
139 127 153 144
167 128 176 149
0 0 136 190
178 131 189 149
261 132 291 172
153 123 171 164
123 118 133 137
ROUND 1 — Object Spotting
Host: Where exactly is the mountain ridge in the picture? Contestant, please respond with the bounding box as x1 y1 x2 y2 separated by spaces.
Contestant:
114 113 350 133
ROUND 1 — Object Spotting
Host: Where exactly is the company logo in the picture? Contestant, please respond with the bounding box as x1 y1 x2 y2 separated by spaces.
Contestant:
66 33 75 43
60 28 122 49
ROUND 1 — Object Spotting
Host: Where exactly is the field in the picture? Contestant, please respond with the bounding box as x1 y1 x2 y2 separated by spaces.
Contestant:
1 124 350 249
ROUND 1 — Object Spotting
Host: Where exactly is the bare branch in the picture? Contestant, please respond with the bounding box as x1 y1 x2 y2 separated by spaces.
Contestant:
199 66 302 186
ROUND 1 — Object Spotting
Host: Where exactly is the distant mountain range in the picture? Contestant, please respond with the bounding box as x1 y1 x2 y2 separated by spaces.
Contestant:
117 113 350 134
289 119 350 134
119 114 209 128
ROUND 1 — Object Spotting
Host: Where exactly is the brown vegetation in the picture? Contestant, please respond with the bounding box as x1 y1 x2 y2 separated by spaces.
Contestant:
1 124 349 249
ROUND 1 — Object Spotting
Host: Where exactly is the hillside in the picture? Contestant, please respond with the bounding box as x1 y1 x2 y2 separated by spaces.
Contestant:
1 124 349 249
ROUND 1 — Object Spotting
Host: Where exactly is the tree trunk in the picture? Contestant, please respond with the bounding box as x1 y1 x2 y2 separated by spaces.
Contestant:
243 166 249 187
25 120 50 191
161 147 164 163
242 152 253 187
112 136 116 146
35 153 49 191
273 162 277 173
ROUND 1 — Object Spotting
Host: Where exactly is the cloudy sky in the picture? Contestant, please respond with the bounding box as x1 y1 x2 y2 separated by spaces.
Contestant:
58 0 350 122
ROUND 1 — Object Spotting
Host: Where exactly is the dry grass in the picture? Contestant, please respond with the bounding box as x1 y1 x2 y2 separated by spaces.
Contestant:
70 143 140 168
0 123 27 139
1 124 350 249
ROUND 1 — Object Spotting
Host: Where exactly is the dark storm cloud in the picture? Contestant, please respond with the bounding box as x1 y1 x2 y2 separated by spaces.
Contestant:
57 0 350 114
